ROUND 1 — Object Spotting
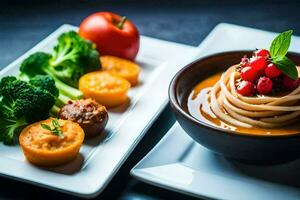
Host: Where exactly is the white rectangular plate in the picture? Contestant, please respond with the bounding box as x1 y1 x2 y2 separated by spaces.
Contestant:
131 23 300 200
0 24 198 198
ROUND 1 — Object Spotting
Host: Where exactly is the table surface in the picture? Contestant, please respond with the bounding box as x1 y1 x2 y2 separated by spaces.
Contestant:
1 0 300 199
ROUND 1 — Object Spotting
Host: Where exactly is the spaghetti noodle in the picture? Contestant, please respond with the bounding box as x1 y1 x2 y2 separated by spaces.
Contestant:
208 66 300 128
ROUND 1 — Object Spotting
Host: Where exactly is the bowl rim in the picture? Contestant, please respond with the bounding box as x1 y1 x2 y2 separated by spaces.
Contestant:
169 50 300 139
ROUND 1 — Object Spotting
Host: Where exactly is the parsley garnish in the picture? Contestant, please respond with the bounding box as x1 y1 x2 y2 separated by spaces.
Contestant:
41 118 64 138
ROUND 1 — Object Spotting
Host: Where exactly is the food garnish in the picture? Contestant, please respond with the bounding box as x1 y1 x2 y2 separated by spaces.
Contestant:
19 119 84 166
79 12 140 60
0 76 58 144
100 55 140 86
269 30 297 79
79 71 131 107
237 30 298 96
256 76 273 95
236 80 256 96
41 118 64 138
265 63 282 78
59 99 108 137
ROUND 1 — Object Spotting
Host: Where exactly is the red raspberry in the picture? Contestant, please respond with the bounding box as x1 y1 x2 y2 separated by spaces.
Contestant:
237 80 256 96
283 75 300 90
240 56 249 68
265 63 282 78
240 66 259 82
257 77 273 94
249 56 267 71
255 49 270 58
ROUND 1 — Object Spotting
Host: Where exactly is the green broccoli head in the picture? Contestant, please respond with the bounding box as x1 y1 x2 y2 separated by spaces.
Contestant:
49 31 101 87
0 76 57 145
19 52 83 100
19 52 51 79
0 76 30 99
18 31 98 100
0 116 28 145
47 61 84 88
79 39 101 73
29 75 59 98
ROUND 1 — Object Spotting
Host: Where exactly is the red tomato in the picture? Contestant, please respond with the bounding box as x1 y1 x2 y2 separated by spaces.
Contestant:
79 12 140 60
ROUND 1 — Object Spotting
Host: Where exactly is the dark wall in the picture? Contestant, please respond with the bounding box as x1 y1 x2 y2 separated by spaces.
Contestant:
1 0 299 67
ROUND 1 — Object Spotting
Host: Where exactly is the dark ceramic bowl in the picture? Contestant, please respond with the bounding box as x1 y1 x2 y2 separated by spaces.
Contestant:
169 51 300 165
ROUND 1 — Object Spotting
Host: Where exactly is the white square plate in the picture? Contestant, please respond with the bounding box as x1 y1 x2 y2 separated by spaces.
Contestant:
0 24 198 198
132 123 300 200
131 23 300 200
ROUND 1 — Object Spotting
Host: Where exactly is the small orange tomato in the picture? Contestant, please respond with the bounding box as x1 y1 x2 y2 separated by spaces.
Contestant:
79 71 131 107
100 55 140 86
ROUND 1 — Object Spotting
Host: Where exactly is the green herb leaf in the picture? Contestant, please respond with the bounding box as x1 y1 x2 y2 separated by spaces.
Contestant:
270 30 293 60
53 129 64 138
52 118 60 128
273 56 298 80
40 118 64 138
41 124 52 131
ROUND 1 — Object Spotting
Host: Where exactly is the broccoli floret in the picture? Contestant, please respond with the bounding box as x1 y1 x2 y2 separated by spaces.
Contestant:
29 75 59 98
0 76 57 145
28 75 71 110
19 31 100 101
19 52 82 100
50 31 100 76
19 73 67 111
0 117 28 145
19 52 51 78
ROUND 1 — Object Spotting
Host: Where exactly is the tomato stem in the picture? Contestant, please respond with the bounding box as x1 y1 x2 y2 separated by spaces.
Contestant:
116 16 127 29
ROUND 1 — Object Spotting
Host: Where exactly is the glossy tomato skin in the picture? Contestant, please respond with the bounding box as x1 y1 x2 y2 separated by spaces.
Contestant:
79 12 140 60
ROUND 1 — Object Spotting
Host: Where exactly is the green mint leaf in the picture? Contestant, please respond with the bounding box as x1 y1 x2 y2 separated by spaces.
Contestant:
270 30 293 60
41 124 52 131
52 118 60 128
41 118 64 138
273 56 298 80
52 129 64 138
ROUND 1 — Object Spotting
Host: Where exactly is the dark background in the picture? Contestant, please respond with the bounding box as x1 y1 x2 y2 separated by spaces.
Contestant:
1 0 300 199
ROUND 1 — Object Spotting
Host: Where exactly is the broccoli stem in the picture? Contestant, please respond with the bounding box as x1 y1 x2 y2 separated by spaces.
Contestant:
54 77 83 100
18 73 30 82
50 48 78 67
55 93 70 108
43 68 83 100
53 93 71 115
50 105 60 117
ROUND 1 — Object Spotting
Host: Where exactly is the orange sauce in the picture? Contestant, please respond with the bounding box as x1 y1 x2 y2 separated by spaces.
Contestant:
187 73 300 136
